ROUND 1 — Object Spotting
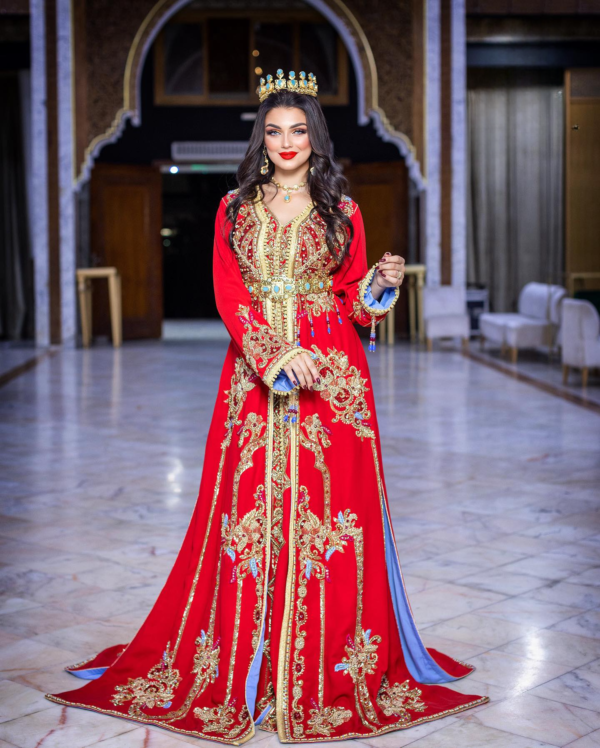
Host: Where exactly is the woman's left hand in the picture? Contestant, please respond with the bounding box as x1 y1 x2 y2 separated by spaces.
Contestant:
372 252 406 293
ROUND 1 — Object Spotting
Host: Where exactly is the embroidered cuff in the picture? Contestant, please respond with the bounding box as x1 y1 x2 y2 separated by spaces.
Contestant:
364 284 397 310
263 346 309 393
357 265 400 317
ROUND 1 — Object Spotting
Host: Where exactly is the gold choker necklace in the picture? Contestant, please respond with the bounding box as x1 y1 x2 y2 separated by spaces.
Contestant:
271 178 307 203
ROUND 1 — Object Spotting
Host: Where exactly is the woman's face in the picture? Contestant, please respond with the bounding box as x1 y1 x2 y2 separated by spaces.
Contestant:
264 107 311 174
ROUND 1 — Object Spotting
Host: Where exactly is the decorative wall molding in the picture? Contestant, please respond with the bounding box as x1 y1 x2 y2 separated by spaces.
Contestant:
74 0 424 187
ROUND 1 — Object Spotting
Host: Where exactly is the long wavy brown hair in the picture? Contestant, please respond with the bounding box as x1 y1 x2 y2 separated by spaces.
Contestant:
226 89 353 264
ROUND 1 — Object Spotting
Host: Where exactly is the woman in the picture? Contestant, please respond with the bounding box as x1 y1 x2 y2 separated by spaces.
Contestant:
47 70 487 744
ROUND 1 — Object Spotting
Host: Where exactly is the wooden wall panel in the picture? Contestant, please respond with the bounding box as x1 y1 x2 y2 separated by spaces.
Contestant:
90 164 163 339
467 0 600 12
565 69 600 279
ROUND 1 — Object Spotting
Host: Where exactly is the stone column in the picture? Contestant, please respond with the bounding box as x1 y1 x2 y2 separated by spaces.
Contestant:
30 0 50 347
451 0 467 293
57 0 77 346
425 0 441 287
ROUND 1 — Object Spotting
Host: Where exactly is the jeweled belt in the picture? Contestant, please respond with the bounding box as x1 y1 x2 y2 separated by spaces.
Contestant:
246 275 333 301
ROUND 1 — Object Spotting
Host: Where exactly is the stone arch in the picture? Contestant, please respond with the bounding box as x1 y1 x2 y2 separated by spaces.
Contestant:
79 0 422 187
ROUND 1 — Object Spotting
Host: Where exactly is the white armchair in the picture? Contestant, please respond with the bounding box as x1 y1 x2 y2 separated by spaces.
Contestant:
479 282 566 363
561 299 600 388
423 286 470 351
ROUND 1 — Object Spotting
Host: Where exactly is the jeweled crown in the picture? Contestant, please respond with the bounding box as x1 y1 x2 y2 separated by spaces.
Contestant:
256 69 319 103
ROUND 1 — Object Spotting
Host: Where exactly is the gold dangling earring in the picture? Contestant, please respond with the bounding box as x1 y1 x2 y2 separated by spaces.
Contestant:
260 147 269 176
310 166 315 175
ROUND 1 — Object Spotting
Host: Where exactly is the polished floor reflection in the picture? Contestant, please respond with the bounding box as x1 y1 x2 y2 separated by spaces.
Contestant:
0 339 599 748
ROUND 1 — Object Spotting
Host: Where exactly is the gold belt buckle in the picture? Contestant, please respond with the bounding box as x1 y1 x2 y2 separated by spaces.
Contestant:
246 276 331 299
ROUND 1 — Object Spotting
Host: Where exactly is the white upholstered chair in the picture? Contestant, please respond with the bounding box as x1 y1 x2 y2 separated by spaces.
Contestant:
561 299 600 388
423 286 470 352
479 282 566 363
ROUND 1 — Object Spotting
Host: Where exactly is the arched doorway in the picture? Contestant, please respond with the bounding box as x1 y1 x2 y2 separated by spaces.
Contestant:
80 0 419 340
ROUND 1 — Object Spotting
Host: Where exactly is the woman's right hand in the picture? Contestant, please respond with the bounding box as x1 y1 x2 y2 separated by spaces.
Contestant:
282 352 321 390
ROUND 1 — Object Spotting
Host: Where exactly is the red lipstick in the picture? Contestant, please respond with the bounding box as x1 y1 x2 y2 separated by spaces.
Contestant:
279 152 297 160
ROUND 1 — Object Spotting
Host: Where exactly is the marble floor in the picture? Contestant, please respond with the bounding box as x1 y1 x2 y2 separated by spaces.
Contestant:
1 337 599 748
467 342 600 409
0 343 43 384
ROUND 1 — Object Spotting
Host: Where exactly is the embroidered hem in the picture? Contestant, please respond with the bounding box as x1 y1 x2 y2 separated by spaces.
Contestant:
44 693 489 744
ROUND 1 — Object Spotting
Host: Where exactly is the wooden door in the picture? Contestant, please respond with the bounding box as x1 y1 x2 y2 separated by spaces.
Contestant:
91 163 163 339
344 161 409 337
565 69 600 284
344 162 408 267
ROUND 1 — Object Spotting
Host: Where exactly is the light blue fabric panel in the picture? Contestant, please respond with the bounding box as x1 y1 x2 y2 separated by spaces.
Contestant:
255 704 272 725
68 666 108 680
273 370 295 392
245 618 266 717
364 284 396 310
381 498 458 685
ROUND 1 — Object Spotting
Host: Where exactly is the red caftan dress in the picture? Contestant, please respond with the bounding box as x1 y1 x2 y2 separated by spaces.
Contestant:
47 192 488 744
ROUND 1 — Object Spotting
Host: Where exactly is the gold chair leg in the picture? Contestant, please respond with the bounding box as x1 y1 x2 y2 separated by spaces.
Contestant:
408 277 416 343
115 274 123 347
582 367 589 388
462 337 469 353
510 347 518 364
387 309 395 346
426 337 433 352
108 273 123 348
562 364 569 384
78 278 92 348
417 276 425 344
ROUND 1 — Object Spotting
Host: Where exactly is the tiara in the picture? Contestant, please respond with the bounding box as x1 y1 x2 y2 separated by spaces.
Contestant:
256 69 318 103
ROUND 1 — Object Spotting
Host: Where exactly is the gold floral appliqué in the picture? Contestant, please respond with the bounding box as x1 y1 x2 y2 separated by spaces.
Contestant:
376 675 427 723
111 643 181 717
335 628 382 728
311 347 374 440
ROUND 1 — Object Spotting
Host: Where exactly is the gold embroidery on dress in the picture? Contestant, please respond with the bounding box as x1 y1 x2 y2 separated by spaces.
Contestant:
291 477 361 739
376 676 427 723
223 357 258 437
256 397 289 720
111 644 182 717
208 415 267 736
307 704 353 736
230 412 267 526
170 358 256 660
237 305 290 374
260 702 278 731
304 292 337 317
221 484 268 652
236 305 307 388
339 195 357 218
336 628 382 729
311 347 375 440
110 359 257 725
193 701 250 738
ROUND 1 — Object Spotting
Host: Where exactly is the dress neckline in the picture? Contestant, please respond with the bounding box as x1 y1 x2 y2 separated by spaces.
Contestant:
257 196 314 228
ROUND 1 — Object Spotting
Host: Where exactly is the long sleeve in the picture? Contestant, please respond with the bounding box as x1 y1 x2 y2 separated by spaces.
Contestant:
331 203 400 327
213 197 308 392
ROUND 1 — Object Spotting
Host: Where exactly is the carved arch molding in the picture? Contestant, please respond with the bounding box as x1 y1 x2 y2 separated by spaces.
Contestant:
73 0 422 185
